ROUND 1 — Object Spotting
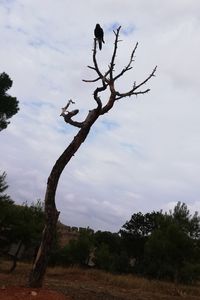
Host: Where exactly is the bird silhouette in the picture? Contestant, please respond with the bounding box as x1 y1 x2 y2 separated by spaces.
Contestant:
94 24 105 50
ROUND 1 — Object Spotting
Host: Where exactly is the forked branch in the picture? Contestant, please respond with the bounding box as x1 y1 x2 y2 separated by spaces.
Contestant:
115 66 157 100
84 26 156 116
60 100 83 128
113 42 138 81
63 26 156 126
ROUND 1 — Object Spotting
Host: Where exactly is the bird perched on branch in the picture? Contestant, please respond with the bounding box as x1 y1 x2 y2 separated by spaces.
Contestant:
94 24 105 50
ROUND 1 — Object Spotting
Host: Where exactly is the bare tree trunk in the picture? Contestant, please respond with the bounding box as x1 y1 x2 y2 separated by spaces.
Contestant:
29 110 99 287
9 240 23 273
28 26 156 287
28 211 58 287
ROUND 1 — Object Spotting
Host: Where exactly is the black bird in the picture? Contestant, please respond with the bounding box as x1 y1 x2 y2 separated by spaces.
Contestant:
94 24 105 50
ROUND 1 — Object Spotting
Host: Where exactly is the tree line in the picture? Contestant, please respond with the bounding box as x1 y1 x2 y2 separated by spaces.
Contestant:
0 172 44 255
1 172 200 284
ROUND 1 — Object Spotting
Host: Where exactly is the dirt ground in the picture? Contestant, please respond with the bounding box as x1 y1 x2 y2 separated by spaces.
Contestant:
0 261 200 300
0 286 71 300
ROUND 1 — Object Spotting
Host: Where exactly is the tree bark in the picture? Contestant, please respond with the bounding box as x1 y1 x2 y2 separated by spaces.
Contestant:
28 26 156 287
29 109 99 287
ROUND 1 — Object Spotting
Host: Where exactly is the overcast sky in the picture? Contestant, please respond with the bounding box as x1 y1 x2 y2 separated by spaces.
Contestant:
1 0 200 232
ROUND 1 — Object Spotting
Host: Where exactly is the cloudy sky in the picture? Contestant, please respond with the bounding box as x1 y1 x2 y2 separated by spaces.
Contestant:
1 0 200 231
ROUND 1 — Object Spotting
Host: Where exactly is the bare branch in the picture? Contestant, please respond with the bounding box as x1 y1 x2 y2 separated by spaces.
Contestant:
132 66 157 91
60 99 75 116
115 66 157 100
62 109 84 128
115 89 150 100
83 28 156 115
82 77 101 83
82 40 111 84
110 26 121 81
87 65 96 71
93 80 107 109
60 100 84 128
113 42 138 81
100 82 116 115
83 69 111 83
92 38 104 79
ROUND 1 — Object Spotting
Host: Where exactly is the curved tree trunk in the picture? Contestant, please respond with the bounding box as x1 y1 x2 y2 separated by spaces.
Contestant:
28 25 156 287
29 110 99 287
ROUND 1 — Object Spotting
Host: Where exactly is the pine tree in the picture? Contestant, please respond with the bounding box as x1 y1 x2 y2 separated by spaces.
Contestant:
0 72 19 131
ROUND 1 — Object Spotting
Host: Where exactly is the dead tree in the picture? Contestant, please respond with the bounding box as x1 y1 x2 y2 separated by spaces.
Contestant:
28 26 157 287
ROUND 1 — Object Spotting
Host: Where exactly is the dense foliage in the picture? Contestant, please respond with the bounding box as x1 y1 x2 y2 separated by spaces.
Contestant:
54 203 200 283
0 72 19 131
120 204 200 283
1 171 200 283
0 172 44 254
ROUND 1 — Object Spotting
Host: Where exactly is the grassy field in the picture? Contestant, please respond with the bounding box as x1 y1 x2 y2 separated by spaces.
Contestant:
0 261 200 299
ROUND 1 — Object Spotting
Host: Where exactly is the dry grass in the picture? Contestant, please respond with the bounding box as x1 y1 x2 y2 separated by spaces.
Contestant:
1 261 200 299
47 265 200 299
